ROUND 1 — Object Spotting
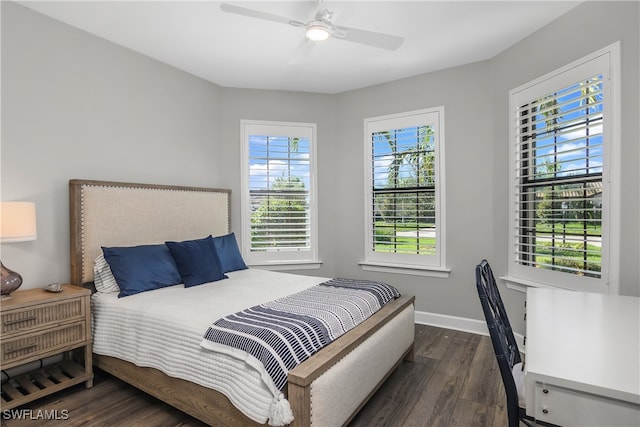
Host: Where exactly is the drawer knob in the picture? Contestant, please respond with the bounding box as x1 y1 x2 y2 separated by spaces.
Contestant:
542 408 549 414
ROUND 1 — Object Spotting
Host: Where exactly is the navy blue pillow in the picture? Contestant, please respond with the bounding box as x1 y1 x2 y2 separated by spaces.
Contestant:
165 236 227 287
212 232 248 273
102 244 181 298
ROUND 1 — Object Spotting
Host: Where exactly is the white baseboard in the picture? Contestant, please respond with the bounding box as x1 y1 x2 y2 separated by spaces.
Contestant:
414 310 526 353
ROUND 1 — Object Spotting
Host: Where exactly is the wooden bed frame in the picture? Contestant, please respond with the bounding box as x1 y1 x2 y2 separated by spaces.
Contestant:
69 179 415 427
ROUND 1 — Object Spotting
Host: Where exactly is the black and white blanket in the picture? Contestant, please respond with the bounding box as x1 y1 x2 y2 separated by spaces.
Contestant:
201 278 400 391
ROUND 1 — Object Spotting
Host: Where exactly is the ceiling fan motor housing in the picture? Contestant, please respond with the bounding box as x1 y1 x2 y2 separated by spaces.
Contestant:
306 20 332 41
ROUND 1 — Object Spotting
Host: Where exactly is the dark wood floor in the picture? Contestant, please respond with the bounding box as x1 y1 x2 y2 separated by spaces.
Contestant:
1 325 508 427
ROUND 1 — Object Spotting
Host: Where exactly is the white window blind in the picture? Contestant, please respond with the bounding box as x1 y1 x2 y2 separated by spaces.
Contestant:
364 107 445 271
515 75 603 277
372 126 436 255
241 121 318 266
508 43 619 293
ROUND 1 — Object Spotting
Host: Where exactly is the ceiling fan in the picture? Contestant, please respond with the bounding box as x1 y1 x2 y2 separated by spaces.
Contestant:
220 3 404 51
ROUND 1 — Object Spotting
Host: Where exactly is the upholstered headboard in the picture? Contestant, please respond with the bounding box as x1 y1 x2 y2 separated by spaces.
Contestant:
69 179 231 286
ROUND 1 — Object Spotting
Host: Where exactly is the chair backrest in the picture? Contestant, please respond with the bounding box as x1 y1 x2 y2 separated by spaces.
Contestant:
475 260 522 427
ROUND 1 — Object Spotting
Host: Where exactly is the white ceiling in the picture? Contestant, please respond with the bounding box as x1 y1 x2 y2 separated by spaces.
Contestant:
18 1 582 94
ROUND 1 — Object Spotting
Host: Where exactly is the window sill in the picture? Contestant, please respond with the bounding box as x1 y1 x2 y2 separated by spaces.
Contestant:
500 276 568 293
502 275 612 295
359 261 450 278
248 261 323 271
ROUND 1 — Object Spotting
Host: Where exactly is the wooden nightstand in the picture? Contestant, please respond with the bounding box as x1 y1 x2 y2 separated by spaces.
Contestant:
0 285 93 409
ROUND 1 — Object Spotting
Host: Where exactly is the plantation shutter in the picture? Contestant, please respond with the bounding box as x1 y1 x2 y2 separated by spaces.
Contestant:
241 120 318 266
249 135 311 252
364 107 445 270
514 74 604 278
371 126 436 256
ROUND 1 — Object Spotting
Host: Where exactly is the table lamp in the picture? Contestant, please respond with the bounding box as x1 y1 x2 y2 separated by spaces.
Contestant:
1 202 37 299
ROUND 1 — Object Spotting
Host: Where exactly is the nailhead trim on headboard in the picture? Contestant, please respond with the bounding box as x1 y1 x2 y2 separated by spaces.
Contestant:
69 179 231 286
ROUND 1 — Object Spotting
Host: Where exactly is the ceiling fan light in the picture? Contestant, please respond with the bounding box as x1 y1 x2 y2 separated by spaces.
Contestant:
306 23 331 41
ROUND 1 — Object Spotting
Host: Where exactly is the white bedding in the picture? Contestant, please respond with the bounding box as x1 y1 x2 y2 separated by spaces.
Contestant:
91 268 329 425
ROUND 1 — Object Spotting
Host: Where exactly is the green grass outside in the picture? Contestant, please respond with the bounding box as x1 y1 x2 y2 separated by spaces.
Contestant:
535 221 601 236
373 221 601 273
534 240 601 272
373 221 436 254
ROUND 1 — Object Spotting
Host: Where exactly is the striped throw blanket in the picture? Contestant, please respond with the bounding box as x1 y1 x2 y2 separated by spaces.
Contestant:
201 278 400 391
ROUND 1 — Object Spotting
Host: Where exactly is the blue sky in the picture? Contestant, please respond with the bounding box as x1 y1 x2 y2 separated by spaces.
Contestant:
248 135 311 191
531 75 604 178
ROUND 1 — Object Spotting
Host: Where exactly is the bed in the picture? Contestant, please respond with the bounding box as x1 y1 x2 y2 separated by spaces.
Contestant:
69 179 415 427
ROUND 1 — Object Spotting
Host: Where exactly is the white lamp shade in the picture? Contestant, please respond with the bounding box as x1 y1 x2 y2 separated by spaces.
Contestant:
1 202 37 243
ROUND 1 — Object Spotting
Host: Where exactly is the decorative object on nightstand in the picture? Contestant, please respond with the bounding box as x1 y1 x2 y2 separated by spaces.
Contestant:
0 201 37 299
0 284 93 409
46 282 63 293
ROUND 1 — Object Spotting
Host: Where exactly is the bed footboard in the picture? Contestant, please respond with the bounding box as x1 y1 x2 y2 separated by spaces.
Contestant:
288 295 415 427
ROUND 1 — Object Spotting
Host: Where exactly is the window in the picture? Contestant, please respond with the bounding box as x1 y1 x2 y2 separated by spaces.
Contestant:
508 43 620 293
363 107 447 276
240 120 318 268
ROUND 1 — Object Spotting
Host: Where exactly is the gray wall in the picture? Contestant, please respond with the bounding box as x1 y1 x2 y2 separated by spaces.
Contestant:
1 2 224 285
489 0 640 330
217 87 338 278
333 61 494 321
2 1 638 335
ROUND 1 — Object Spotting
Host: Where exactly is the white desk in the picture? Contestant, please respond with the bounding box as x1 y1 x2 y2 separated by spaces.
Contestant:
525 288 640 426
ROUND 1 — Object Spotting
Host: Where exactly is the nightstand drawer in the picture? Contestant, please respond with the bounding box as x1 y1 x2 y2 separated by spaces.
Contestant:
1 298 84 336
1 321 87 366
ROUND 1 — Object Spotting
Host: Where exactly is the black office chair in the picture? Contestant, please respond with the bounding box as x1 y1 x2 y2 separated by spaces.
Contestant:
475 260 534 427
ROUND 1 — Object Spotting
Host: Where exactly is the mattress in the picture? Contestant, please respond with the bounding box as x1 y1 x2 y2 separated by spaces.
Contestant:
91 268 329 425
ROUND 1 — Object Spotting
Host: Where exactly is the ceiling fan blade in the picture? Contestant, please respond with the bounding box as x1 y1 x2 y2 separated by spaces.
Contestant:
333 25 404 51
220 3 301 27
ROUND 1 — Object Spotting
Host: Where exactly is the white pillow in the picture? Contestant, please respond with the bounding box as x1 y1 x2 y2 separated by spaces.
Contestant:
512 361 526 408
93 254 119 293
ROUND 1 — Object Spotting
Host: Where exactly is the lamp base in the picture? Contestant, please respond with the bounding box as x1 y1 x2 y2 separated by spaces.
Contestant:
1 260 23 299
